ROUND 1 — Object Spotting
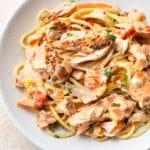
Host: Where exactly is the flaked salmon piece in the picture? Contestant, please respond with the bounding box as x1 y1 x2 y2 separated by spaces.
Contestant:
60 30 86 42
70 45 111 65
55 64 69 79
68 103 105 127
40 3 76 23
76 123 89 135
128 42 148 70
22 45 50 80
18 87 47 109
134 23 150 38
46 30 64 42
83 124 103 138
135 30 150 38
84 71 108 90
46 20 69 41
52 32 109 52
141 44 150 65
55 97 76 115
101 121 125 137
26 33 43 46
36 110 57 128
128 9 145 22
53 59 72 79
17 98 35 109
82 9 111 26
69 93 136 127
63 59 72 73
114 37 129 54
130 71 146 87
129 71 150 109
51 3 76 19
71 70 85 80
25 46 37 60
56 99 69 115
32 45 47 70
115 24 136 39
104 94 136 121
18 46 49 81
17 62 48 85
32 88 47 108
128 111 149 123
71 87 98 104
115 23 150 39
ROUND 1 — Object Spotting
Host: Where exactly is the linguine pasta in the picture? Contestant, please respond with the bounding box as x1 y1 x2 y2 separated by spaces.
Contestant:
14 2 150 140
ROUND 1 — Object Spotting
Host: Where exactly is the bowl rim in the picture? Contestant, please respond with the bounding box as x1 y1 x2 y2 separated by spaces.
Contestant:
0 0 42 149
0 1 150 150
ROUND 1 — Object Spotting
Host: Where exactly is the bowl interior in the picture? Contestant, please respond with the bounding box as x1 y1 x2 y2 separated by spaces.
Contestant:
0 0 150 150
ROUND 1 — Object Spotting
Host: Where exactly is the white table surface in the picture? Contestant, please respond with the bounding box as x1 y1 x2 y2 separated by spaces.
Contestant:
0 1 38 149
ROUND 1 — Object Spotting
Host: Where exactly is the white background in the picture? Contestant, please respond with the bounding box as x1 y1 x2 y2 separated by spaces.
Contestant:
0 1 38 149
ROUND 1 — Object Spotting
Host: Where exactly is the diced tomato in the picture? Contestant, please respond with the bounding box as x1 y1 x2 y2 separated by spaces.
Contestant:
15 75 24 88
33 88 47 107
85 18 96 25
121 25 136 39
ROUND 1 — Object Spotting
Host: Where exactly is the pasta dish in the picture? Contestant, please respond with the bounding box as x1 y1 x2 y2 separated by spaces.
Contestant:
14 1 150 141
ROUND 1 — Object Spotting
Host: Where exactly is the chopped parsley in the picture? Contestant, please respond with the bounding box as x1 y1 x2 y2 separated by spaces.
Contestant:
104 67 112 77
51 75 58 82
106 29 111 33
49 123 57 132
94 43 105 49
70 0 75 2
105 109 109 113
96 95 100 99
108 34 116 41
67 32 73 36
49 25 56 30
54 135 60 138
41 83 45 87
112 18 117 22
111 103 120 107
123 73 128 84
66 86 72 93
88 124 94 134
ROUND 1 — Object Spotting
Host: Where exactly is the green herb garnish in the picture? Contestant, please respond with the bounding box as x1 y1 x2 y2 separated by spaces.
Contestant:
111 103 120 107
105 109 109 113
54 135 60 138
67 32 73 36
108 34 116 41
112 18 117 22
66 86 72 93
51 75 58 82
106 29 111 33
104 67 112 77
123 73 128 84
49 123 58 132
49 25 56 30
88 124 94 134
96 95 100 99
94 43 105 49
70 0 75 2
41 83 45 87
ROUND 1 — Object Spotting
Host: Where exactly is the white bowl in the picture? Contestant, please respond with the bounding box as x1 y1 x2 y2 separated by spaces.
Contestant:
0 0 150 150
